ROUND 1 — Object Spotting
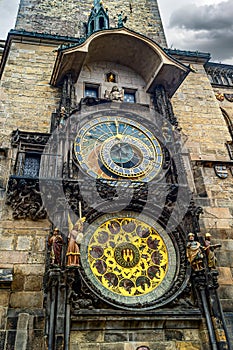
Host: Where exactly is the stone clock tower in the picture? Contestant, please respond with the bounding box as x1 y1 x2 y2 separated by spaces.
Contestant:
0 1 233 349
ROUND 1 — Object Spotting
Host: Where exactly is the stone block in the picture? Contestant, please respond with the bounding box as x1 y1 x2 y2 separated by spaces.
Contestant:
24 275 42 291
0 236 14 250
27 252 46 264
11 274 25 291
0 291 10 307
218 267 233 285
131 330 163 342
10 291 43 308
0 251 28 264
70 341 101 350
104 331 128 342
218 285 233 300
203 207 231 219
101 344 126 350
183 329 201 341
220 299 233 312
14 264 45 276
217 251 233 268
175 341 201 350
70 330 104 344
165 330 184 341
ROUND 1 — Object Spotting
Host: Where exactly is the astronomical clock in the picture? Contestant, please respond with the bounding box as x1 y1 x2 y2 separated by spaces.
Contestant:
74 115 163 182
66 106 188 311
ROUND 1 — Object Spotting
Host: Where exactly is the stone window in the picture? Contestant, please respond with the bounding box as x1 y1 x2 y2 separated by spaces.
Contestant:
84 83 100 98
15 150 42 178
11 130 50 179
99 16 105 29
205 63 233 87
124 88 136 103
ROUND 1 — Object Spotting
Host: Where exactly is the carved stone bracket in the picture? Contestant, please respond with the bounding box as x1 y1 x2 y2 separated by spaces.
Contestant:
6 177 47 220
11 129 50 146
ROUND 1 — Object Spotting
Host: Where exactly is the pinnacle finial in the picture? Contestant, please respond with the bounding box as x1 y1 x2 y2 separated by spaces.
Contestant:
87 0 109 36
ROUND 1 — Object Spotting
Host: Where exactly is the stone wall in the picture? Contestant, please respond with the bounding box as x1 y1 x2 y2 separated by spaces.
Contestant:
69 316 203 350
172 62 233 317
0 40 60 149
15 0 167 46
0 216 50 349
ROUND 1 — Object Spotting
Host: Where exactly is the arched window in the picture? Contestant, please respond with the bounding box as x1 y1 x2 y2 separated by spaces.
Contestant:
90 20 94 33
99 17 105 29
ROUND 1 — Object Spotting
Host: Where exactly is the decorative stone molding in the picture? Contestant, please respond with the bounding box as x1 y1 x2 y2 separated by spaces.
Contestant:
6 177 47 220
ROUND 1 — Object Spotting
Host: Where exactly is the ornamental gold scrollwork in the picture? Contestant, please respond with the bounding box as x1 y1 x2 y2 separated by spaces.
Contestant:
88 217 168 297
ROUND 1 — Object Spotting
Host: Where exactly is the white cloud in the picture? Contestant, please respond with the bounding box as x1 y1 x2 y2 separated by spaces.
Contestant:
158 0 233 64
0 0 19 39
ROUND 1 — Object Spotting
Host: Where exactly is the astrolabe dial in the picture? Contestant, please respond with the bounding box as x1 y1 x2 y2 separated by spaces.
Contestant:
74 116 163 182
80 213 177 309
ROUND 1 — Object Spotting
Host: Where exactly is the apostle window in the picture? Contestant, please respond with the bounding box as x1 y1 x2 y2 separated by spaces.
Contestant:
123 88 136 103
84 83 100 98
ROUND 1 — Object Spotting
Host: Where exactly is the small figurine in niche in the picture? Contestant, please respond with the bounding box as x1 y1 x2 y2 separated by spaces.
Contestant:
66 211 86 267
186 232 204 271
204 233 221 269
48 227 64 266
104 85 124 102
106 72 116 83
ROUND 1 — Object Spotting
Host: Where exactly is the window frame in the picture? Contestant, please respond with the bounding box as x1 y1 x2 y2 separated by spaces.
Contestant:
123 88 137 103
84 82 100 98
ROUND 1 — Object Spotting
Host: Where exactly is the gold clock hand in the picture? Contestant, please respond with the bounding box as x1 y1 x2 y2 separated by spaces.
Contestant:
115 119 119 136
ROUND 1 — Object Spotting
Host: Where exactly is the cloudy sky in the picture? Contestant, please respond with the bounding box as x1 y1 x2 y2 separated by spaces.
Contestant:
0 0 232 64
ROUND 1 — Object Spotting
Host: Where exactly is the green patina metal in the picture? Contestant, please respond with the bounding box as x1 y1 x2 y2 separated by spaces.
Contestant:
87 0 109 36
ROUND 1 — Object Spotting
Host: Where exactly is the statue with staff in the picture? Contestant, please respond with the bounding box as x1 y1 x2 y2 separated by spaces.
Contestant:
66 202 86 267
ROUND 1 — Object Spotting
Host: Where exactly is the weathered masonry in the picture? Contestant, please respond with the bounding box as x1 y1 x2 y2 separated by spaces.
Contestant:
0 1 233 349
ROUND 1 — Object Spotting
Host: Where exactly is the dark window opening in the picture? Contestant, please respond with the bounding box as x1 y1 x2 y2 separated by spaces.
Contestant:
124 89 136 103
99 17 105 29
84 84 99 98
15 151 41 178
23 153 41 177
90 20 94 33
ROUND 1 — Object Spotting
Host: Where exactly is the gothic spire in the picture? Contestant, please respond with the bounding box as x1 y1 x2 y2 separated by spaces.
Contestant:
87 0 109 36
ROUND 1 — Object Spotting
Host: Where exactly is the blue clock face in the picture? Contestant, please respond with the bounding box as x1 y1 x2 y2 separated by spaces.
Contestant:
74 116 163 182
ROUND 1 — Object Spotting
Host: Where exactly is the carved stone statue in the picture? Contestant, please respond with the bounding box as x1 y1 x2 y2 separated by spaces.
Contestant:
48 228 64 266
204 233 221 269
186 233 204 271
104 85 124 102
66 217 86 267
